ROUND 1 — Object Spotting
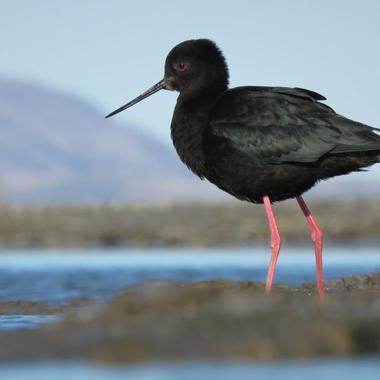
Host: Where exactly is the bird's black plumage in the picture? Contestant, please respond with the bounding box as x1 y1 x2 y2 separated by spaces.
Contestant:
164 40 380 203
107 38 380 203
106 38 380 299
202 86 380 202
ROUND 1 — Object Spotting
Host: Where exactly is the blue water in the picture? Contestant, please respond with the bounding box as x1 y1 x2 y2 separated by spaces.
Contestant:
0 358 379 380
0 315 59 331
0 246 379 304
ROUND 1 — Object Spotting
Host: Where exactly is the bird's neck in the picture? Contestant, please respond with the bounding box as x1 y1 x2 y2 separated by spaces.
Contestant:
170 94 219 178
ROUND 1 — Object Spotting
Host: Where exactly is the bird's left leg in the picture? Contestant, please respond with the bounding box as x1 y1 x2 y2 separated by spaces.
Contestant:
263 195 282 292
296 196 325 300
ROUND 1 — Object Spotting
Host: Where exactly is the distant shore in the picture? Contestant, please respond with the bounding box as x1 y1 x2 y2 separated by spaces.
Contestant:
0 199 379 248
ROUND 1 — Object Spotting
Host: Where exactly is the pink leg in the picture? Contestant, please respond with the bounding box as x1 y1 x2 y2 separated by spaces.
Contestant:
263 195 282 292
296 196 325 300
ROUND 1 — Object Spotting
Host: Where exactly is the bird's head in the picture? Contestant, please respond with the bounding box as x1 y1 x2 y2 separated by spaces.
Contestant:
164 39 229 97
106 39 229 118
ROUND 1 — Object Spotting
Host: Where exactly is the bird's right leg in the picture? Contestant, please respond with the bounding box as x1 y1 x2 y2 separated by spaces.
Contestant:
263 195 282 292
296 196 325 301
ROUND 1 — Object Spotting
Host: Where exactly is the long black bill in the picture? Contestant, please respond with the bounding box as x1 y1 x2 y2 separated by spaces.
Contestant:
105 79 166 119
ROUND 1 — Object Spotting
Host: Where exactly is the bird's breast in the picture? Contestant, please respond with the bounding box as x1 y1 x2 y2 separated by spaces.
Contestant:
170 103 209 178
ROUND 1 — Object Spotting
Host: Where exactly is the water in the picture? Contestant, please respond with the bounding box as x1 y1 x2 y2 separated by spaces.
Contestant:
0 315 59 331
0 246 379 331
0 358 379 380
0 246 379 304
1 246 379 377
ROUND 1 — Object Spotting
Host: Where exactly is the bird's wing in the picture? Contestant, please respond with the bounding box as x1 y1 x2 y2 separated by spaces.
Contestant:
269 86 326 101
207 87 380 164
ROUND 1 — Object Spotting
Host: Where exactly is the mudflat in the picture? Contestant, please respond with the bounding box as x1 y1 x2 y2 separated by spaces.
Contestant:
0 272 379 363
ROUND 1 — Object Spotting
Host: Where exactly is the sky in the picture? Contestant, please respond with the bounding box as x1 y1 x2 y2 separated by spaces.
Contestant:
1 0 380 146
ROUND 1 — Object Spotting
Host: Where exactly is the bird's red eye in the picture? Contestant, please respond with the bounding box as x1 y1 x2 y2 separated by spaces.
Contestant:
175 62 189 72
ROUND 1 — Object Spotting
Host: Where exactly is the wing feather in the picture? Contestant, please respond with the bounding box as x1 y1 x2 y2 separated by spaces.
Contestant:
207 87 380 164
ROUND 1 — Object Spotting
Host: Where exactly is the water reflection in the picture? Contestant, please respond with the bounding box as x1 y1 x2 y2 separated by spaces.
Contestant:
0 359 379 380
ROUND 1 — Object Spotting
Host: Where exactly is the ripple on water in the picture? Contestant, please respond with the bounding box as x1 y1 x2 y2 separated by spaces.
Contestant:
0 315 59 331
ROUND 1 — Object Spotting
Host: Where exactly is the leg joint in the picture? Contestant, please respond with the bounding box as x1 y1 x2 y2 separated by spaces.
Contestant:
270 233 282 250
311 223 323 244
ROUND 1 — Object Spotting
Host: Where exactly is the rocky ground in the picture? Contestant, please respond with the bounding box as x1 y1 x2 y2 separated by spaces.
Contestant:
0 273 379 363
0 299 90 316
0 200 379 247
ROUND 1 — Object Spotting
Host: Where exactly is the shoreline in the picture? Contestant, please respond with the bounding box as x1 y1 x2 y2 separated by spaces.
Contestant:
0 272 379 363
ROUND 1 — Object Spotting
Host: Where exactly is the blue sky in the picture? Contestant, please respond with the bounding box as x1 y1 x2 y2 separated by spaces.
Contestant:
1 0 380 145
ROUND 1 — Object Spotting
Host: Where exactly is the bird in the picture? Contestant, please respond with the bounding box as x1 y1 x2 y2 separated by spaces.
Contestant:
106 39 380 300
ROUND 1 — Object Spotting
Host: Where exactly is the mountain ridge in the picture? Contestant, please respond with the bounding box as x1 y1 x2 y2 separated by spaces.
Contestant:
0 78 222 203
